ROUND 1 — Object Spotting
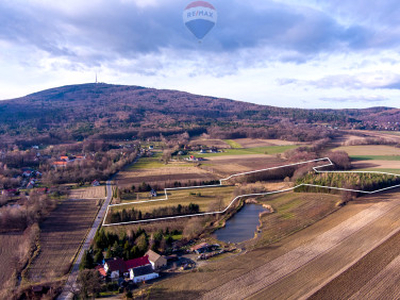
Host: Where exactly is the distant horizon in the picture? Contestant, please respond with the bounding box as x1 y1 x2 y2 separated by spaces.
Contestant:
1 81 399 111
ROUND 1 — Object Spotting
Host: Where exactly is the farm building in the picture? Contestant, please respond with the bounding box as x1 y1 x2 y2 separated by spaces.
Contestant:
130 265 159 283
190 243 209 254
104 258 127 279
92 180 100 186
146 250 167 269
103 256 154 280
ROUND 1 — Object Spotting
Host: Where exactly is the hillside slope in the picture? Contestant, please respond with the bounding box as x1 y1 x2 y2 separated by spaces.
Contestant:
0 83 399 146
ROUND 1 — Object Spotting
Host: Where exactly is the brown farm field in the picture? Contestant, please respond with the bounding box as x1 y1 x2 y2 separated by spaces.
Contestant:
26 198 99 282
0 232 31 298
231 138 299 148
352 159 400 171
333 145 400 156
200 155 285 177
69 186 106 199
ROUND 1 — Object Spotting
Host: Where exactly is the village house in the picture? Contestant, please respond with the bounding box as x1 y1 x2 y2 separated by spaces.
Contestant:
103 256 156 281
145 250 167 270
149 189 157 197
52 161 68 167
60 155 69 161
92 180 100 187
104 258 126 279
130 265 159 283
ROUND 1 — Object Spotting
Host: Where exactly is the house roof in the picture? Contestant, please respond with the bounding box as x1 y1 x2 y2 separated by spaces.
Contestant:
95 265 107 277
190 242 209 251
146 250 163 263
105 256 150 273
105 258 126 273
132 265 155 277
125 256 150 270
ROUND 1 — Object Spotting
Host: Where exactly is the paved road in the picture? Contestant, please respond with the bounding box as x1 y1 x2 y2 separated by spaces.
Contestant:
57 180 113 300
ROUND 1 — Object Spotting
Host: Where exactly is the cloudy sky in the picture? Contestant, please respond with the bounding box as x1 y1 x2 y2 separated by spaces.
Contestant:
1 0 400 108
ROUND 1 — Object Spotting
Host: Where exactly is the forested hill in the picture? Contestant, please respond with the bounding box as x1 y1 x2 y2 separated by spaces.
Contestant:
0 83 399 147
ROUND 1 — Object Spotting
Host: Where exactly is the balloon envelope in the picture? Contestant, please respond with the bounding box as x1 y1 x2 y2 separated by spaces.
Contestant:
183 1 217 40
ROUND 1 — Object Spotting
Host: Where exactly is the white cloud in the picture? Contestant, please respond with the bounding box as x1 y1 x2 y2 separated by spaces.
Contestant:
0 0 399 109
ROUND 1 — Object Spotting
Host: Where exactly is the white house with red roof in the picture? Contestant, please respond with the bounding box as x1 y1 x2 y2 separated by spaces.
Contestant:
103 255 157 281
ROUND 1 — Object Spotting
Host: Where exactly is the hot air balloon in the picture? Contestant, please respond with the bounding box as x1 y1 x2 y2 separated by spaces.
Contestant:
183 1 217 40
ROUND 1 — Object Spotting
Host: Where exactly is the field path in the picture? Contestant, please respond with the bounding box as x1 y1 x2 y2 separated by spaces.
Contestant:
201 191 400 300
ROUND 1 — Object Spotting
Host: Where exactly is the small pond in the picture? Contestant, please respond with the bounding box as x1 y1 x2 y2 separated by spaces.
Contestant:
215 204 267 243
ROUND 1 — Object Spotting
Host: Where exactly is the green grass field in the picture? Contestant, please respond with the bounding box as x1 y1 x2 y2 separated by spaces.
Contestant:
224 139 243 149
185 145 299 158
129 152 192 169
351 155 400 161
112 185 236 215
255 192 339 247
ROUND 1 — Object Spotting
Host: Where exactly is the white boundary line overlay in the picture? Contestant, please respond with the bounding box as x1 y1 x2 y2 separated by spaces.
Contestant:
102 157 400 227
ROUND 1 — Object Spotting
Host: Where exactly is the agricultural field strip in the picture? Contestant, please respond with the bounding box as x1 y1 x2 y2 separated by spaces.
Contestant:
202 199 400 300
299 217 400 300
103 157 400 226
348 254 400 299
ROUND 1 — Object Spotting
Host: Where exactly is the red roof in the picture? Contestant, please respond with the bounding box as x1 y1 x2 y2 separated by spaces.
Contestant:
95 265 107 277
105 258 126 273
191 242 209 251
105 256 150 273
125 256 150 270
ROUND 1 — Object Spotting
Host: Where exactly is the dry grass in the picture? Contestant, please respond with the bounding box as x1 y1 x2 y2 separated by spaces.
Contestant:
334 145 400 156
202 155 285 177
69 186 106 199
189 138 231 148
112 185 236 215
254 192 340 247
117 165 217 188
0 233 30 297
26 199 99 282
232 138 298 148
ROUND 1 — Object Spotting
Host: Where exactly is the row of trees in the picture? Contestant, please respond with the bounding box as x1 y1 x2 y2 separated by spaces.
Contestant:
296 172 400 194
109 203 200 223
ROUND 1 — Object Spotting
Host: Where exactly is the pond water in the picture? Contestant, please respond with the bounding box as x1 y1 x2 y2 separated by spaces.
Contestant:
215 204 267 243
